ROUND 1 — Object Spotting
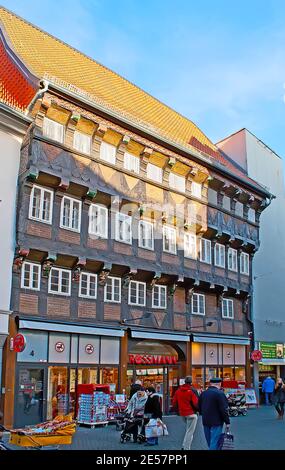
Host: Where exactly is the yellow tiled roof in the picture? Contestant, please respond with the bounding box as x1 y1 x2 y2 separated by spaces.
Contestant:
0 7 218 156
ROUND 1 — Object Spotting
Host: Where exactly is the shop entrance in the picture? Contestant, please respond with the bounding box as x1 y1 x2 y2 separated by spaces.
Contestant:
15 367 45 428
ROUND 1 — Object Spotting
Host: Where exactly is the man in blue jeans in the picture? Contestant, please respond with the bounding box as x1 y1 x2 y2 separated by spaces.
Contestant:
198 378 230 450
262 376 275 405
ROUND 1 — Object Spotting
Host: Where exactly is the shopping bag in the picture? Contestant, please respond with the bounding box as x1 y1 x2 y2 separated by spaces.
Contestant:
145 419 164 438
157 418 169 436
218 432 234 450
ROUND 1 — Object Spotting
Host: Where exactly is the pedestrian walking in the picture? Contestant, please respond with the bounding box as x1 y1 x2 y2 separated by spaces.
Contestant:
125 388 147 443
143 386 163 446
172 376 199 450
273 378 285 419
262 376 275 405
129 379 143 399
198 377 230 450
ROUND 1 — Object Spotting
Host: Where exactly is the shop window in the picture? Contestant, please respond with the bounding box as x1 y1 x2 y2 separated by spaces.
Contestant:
104 276 121 303
43 117 64 143
115 212 132 244
228 248 237 272
100 337 120 364
78 336 100 364
222 367 235 381
124 152 140 174
200 238 211 264
191 181 202 199
206 344 218 364
184 232 196 259
17 331 48 363
60 196 82 232
192 343 205 365
223 345 234 365
48 268 71 296
169 172 185 193
234 345 246 365
78 368 98 384
234 367 246 382
48 333 71 363
138 220 154 250
73 130 91 154
79 272 97 299
152 285 167 309
222 299 234 319
128 280 146 306
147 163 162 184
205 367 221 387
214 243 225 268
163 225 177 254
100 141 116 165
29 185 53 224
192 293 205 315
192 367 204 389
21 262 41 291
47 366 68 419
240 252 249 275
88 204 108 239
100 367 119 393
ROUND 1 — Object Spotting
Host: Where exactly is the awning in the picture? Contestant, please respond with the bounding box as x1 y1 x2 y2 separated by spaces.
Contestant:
131 330 189 342
192 333 250 345
19 320 125 337
259 359 285 365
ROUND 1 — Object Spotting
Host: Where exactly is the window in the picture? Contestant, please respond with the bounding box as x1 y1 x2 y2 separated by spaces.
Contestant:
192 293 205 315
200 238 212 264
88 204 108 238
43 117 64 143
163 226 177 254
169 172 185 193
214 243 225 268
115 213 132 244
152 285 167 309
79 273 97 299
138 220 154 250
21 262 41 290
73 130 91 154
60 196 82 232
223 196 231 211
240 252 249 275
128 281 146 306
100 141 116 165
191 182 202 199
248 208 255 223
208 188 217 205
29 185 53 224
48 268 71 295
228 248 238 272
184 233 196 259
222 299 234 319
147 163 162 184
235 201 243 217
104 277 121 303
124 152 140 174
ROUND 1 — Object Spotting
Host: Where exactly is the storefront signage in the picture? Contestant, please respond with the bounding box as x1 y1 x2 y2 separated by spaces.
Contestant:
128 354 178 365
11 334 26 353
85 344 94 355
259 342 285 359
55 342 65 353
251 350 263 362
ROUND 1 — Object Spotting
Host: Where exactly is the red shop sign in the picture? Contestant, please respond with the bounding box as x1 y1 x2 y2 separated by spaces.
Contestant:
251 350 263 362
12 334 26 353
129 354 178 365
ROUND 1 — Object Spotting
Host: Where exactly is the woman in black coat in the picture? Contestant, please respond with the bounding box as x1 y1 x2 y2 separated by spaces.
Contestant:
273 378 285 419
144 386 163 445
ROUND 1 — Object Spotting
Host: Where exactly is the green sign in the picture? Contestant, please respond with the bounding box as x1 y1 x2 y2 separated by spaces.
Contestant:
259 342 285 359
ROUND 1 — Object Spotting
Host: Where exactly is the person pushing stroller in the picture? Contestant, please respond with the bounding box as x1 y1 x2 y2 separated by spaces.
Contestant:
121 388 147 443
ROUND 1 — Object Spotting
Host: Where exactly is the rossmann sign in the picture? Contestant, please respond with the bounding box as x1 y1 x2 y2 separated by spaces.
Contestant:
128 354 178 365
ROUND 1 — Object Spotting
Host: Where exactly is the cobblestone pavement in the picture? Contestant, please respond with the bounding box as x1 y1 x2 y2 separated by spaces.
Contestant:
5 405 285 450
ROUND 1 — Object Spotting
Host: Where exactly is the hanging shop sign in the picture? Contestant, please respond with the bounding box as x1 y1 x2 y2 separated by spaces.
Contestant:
11 333 26 353
128 354 178 365
85 344 95 355
55 342 65 353
259 342 285 359
251 350 263 362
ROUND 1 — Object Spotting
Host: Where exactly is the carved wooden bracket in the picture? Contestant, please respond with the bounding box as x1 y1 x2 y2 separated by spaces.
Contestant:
185 287 194 304
13 248 30 272
167 283 177 298
42 252 57 277
72 257 87 282
122 268 138 289
98 263 112 286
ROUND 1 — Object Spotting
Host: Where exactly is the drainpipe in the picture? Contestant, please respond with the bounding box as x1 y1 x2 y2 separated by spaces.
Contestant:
25 79 49 116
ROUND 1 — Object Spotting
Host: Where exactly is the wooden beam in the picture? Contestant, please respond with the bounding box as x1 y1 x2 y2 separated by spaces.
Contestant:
119 331 128 393
2 317 17 428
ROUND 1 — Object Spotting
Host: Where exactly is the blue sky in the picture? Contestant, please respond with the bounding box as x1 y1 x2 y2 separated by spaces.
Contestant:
3 0 285 158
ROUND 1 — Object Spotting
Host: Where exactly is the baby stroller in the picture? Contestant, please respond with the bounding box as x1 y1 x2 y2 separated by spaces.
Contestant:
120 414 146 443
227 393 247 417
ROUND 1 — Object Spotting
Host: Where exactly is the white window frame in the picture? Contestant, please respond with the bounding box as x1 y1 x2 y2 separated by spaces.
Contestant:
42 117 64 143
214 243 225 268
138 220 154 251
115 212 132 244
48 268 71 296
79 272 97 299
128 281 146 307
73 130 92 155
222 299 234 319
124 152 140 174
228 248 238 272
88 204 108 239
146 163 163 184
169 172 185 193
191 293 205 316
191 181 202 199
104 276 121 303
200 238 212 264
60 196 82 232
21 262 41 291
152 285 167 309
99 141 117 165
163 225 177 254
240 252 250 275
184 232 197 259
29 185 54 224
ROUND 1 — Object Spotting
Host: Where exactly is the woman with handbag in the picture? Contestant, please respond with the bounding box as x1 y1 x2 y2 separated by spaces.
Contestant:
273 378 285 419
144 386 163 446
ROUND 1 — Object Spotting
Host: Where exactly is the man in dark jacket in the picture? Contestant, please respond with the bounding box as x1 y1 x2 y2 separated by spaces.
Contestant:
198 377 230 450
172 376 199 450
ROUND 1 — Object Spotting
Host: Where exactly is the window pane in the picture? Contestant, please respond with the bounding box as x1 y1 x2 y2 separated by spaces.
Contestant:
147 163 162 183
100 142 116 164
51 269 59 292
32 187 41 219
43 118 64 143
169 173 185 192
192 182 202 198
61 271 70 293
124 152 140 174
63 199 70 227
23 263 31 287
72 201 80 230
73 131 91 154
